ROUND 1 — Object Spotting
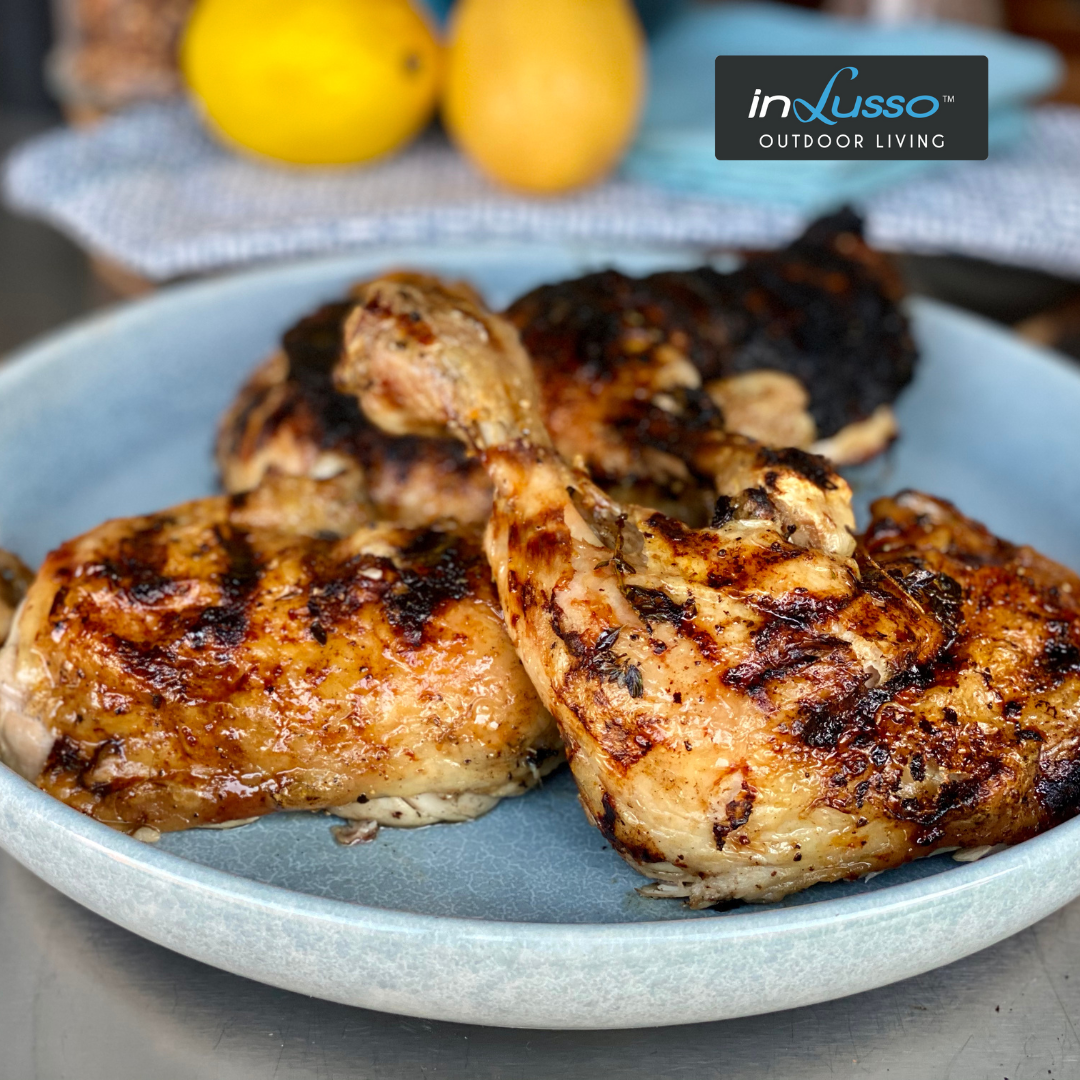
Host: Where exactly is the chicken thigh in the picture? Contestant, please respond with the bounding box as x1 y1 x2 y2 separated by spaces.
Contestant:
339 274 1080 905
0 473 560 834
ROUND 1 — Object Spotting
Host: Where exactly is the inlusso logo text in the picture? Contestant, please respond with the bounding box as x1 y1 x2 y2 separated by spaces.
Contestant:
716 55 987 161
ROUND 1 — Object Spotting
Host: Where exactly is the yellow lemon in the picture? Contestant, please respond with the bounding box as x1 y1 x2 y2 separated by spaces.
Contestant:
443 0 646 194
181 0 442 166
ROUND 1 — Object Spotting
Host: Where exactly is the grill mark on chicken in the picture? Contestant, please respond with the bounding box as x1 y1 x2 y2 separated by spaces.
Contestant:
887 562 964 645
725 620 858 700
548 609 645 700
304 530 481 649
597 790 667 864
747 587 849 626
109 634 196 703
546 609 654 766
83 516 178 604
187 526 261 650
623 585 694 628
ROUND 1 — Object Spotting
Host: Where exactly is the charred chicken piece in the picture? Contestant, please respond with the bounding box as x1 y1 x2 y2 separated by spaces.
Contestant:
339 274 1080 906
507 209 913 465
0 474 561 834
217 289 491 528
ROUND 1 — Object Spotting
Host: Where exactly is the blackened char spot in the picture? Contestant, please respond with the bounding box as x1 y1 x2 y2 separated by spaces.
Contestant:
506 211 915 440
282 301 361 448
186 527 261 650
757 446 837 491
1035 756 1080 821
384 532 473 647
624 585 694 627
713 788 755 850
711 495 734 528
186 605 248 650
525 745 562 770
280 299 476 478
890 563 964 644
1042 620 1080 676
598 792 619 845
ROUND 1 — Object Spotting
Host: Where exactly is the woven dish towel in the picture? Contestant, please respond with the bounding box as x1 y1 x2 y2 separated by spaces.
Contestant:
7 101 1080 281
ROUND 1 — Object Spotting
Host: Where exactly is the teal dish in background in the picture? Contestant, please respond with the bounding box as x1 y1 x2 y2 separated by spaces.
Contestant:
0 244 1079 1028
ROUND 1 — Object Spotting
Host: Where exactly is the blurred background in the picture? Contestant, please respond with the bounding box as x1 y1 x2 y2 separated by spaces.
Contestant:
4 0 1080 360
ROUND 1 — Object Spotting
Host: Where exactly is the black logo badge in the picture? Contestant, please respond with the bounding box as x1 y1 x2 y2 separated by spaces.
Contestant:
715 55 987 160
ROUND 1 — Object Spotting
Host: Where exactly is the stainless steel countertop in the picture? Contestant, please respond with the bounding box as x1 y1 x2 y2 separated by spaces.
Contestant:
3 850 1080 1079
2 110 1080 1080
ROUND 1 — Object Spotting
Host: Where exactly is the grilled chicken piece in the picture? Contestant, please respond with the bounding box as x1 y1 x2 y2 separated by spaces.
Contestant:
218 294 490 528
0 473 560 834
507 210 913 467
218 213 913 529
340 275 1080 905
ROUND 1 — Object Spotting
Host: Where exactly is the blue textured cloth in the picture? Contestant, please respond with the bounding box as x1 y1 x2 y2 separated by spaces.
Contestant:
7 102 1080 281
626 2 1063 212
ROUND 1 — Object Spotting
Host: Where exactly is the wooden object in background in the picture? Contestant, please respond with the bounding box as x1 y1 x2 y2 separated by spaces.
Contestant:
48 0 193 122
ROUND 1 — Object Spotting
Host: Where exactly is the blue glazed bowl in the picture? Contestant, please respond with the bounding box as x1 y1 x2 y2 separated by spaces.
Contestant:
0 244 1079 1028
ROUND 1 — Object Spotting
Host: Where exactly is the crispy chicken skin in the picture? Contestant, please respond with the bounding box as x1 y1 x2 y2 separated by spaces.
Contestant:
340 275 1080 905
506 209 913 466
217 213 913 529
0 474 560 834
217 294 490 528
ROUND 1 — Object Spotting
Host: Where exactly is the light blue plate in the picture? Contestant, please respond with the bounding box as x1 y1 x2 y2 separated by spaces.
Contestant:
1 244 1079 1029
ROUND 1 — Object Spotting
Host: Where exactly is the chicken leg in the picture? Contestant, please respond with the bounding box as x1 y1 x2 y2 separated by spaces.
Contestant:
340 275 1080 905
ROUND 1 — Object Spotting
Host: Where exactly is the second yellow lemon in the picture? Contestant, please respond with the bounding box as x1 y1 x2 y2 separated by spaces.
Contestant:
443 0 646 194
181 0 442 166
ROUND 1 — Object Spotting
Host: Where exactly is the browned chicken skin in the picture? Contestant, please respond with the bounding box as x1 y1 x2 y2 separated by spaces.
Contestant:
506 210 911 469
218 291 490 528
339 274 1080 905
217 213 914 527
0 474 561 834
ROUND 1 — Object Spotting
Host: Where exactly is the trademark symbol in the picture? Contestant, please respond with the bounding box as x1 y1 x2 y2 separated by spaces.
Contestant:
942 94 955 103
